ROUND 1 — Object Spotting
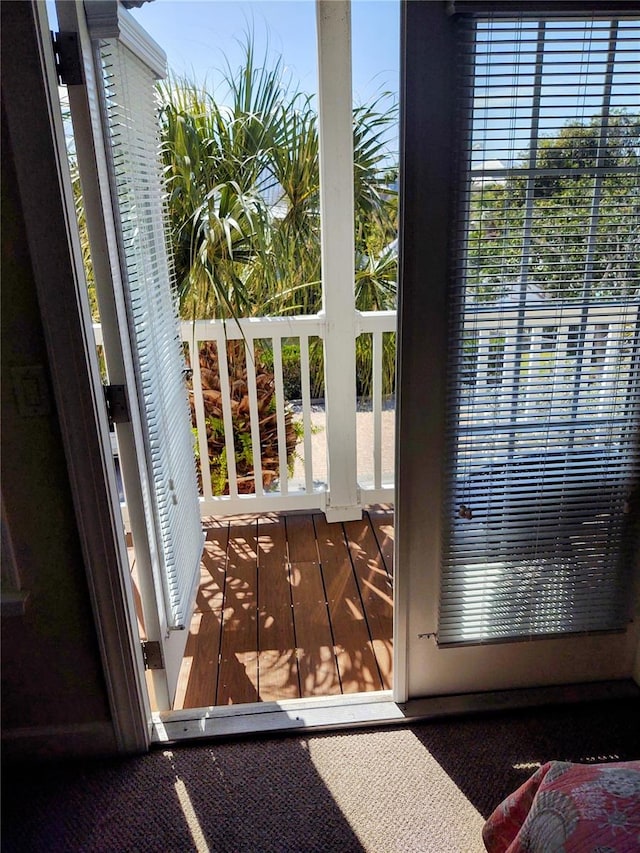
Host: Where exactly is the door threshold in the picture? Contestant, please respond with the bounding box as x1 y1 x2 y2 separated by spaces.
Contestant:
151 680 639 745
152 691 400 743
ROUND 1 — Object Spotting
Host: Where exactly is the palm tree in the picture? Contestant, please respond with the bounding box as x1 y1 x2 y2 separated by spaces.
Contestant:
159 40 398 493
159 38 398 323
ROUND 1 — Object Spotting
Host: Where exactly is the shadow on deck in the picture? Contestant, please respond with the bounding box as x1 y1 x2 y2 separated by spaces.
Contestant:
173 506 394 709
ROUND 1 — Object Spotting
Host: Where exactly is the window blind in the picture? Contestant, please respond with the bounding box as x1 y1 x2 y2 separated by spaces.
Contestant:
99 38 204 630
439 15 640 645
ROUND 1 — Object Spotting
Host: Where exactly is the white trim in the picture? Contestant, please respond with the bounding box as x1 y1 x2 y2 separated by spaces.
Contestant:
199 491 324 517
181 316 326 341
84 0 167 79
316 0 360 522
153 692 400 741
359 486 395 505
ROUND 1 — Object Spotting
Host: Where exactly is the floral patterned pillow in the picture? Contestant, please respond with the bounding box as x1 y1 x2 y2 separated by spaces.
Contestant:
483 760 640 852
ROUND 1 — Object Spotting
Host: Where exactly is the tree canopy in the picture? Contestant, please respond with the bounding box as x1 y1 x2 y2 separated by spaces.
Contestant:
468 112 639 303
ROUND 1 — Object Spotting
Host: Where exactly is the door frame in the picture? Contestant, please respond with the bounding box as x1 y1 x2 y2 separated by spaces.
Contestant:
19 0 404 749
13 0 637 753
3 0 151 753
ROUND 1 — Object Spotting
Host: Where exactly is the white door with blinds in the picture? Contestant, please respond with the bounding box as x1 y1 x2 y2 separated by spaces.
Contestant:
58 1 204 707
399 5 639 698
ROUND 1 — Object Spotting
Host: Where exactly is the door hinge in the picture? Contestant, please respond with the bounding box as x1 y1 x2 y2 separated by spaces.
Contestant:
104 384 130 429
141 640 164 671
51 31 85 86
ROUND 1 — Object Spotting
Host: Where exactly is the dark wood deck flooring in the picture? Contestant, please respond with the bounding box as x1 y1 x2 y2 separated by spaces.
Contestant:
173 506 394 709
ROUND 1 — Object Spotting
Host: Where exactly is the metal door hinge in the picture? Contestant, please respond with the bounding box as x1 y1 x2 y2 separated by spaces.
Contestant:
141 640 163 670
51 31 84 86
104 384 130 429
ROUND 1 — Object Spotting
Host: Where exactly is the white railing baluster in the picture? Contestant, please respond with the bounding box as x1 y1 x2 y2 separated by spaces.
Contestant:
300 334 314 495
215 327 239 499
245 337 264 498
552 325 571 420
272 335 289 495
525 327 544 420
476 329 491 426
597 322 622 415
189 336 213 502
373 330 383 490
499 321 518 415
358 311 397 503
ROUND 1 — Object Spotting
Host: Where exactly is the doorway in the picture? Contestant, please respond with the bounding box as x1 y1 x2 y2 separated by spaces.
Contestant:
59 0 399 721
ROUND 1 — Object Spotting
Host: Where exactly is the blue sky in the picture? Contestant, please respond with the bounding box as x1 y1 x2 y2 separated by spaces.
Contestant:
129 0 400 106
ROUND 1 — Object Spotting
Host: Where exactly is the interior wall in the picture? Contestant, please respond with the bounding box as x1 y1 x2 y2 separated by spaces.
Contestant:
1 103 114 758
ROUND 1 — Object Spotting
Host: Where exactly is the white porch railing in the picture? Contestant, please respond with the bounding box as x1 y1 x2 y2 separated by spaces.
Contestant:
95 301 636 521
94 309 397 519
460 302 638 430
183 311 397 517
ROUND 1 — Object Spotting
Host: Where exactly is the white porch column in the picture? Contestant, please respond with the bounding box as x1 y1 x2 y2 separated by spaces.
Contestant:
316 0 361 522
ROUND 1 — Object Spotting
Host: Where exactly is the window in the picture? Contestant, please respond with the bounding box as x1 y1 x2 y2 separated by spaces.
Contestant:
439 15 640 645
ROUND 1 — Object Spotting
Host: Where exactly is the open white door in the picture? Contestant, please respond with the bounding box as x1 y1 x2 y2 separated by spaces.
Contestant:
57 0 204 709
396 2 640 701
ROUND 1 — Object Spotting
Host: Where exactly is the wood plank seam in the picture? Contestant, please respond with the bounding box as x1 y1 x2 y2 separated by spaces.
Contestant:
366 509 394 583
214 521 230 705
312 513 345 694
283 519 303 698
341 519 386 688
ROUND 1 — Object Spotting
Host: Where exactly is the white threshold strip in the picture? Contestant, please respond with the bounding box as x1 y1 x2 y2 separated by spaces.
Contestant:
151 680 639 744
153 691 400 742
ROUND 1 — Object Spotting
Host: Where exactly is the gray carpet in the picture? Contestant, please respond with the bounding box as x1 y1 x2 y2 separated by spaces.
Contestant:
3 698 640 853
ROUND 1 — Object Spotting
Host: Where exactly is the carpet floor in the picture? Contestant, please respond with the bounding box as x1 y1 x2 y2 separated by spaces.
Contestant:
3 698 640 853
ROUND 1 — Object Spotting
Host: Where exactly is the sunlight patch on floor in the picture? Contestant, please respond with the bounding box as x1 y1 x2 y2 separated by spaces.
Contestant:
306 728 486 852
164 751 211 853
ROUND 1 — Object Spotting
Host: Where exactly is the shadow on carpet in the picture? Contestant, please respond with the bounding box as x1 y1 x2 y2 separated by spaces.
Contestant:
3 698 639 852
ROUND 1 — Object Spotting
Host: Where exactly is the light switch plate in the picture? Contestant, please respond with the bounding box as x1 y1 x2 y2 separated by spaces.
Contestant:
11 365 51 417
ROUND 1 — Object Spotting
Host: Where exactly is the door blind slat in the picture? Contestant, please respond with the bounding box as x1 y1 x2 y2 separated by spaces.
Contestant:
99 39 204 631
439 13 640 646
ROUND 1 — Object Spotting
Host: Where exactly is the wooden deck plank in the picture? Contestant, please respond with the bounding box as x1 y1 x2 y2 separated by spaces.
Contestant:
286 515 341 697
216 520 259 705
196 520 229 613
174 611 222 709
313 515 383 694
344 517 394 690
257 515 300 701
285 512 320 563
368 508 395 577
174 522 228 709
163 507 395 712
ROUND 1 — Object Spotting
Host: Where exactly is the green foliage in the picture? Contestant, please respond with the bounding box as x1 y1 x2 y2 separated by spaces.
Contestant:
158 37 399 326
206 416 225 438
211 446 228 496
468 113 640 303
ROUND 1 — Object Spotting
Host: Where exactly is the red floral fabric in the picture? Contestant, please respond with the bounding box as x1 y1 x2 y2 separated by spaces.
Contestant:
483 760 640 852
